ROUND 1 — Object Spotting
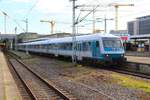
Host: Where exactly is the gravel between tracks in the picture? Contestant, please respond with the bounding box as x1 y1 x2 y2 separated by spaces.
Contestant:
22 56 150 100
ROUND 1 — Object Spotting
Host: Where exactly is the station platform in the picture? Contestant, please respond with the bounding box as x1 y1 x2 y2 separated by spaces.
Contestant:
126 56 150 64
0 51 22 100
126 51 150 57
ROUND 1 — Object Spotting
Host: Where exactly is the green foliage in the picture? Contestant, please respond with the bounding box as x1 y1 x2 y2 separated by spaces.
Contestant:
111 73 150 93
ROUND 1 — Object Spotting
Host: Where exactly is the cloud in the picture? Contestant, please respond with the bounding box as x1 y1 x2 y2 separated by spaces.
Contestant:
35 0 71 14
11 0 32 3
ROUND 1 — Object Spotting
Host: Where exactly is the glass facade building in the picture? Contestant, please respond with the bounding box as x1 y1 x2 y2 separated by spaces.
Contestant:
127 15 150 35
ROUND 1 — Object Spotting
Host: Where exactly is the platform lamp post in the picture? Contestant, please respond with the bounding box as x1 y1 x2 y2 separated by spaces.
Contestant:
2 12 10 49
2 12 7 35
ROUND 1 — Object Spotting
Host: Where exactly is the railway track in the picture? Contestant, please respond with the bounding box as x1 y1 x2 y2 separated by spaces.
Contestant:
7 55 76 100
10 50 150 79
11 50 150 80
5 55 33 100
81 61 150 79
89 63 150 80
109 66 150 79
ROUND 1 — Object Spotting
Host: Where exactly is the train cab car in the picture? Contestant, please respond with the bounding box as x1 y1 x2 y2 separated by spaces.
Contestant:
77 34 126 64
101 37 126 64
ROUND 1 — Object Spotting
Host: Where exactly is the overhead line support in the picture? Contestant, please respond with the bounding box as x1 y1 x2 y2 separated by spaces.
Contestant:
70 0 77 65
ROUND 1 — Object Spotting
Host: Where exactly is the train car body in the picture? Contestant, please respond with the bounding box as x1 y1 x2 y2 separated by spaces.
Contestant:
17 33 126 64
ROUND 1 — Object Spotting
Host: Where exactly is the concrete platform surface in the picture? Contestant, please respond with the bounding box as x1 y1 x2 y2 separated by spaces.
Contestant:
0 51 22 100
126 56 150 64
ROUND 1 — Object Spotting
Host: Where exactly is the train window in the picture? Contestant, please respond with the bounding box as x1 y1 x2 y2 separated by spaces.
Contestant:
103 38 122 48
69 43 72 50
42 45 45 49
36 45 38 48
45 44 48 49
57 44 60 49
38 45 41 48
96 41 99 48
65 43 69 50
88 42 91 51
53 44 57 50
49 44 52 49
51 44 54 49
60 43 64 50
66 43 72 50
82 42 91 51
88 42 91 46
78 43 82 51
82 42 87 51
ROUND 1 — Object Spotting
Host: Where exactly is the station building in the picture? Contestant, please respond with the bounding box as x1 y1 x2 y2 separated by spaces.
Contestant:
127 15 150 52
17 32 38 43
18 32 71 42
110 30 130 42
38 33 71 38
128 15 150 35
0 34 16 50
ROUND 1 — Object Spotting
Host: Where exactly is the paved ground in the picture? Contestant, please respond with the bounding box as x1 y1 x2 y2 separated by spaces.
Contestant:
126 56 150 64
0 51 22 100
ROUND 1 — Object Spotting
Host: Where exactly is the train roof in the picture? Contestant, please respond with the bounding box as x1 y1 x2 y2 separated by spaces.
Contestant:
18 33 118 45
23 38 50 43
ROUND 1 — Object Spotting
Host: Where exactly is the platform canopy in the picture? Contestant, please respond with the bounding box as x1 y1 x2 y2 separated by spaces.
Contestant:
130 34 150 39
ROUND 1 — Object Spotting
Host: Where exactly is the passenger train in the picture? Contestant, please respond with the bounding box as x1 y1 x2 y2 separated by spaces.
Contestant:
17 33 126 64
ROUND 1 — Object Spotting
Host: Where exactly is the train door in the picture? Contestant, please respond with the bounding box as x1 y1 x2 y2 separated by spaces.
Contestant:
92 41 100 58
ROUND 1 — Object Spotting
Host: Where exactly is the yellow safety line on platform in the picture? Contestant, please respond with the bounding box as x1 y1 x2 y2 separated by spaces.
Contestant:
1 52 8 100
3 82 7 100
0 60 5 100
0 52 21 100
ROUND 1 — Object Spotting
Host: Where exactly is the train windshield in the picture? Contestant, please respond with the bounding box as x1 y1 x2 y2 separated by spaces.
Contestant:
102 38 123 48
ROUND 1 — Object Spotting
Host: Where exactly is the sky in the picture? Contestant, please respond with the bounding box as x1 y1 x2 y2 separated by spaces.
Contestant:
0 0 150 35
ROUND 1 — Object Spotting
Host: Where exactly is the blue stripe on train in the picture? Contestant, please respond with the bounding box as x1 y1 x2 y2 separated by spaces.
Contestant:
104 47 123 51
92 54 123 61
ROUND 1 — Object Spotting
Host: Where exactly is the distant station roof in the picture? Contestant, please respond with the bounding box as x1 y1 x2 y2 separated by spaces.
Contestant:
136 15 150 19
130 34 150 39
109 30 130 41
0 34 16 40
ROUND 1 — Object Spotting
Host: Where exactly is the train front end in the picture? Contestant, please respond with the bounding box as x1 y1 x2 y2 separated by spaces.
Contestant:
102 37 126 64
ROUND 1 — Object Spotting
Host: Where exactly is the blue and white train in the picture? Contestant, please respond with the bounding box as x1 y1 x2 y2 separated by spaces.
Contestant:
17 33 126 64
